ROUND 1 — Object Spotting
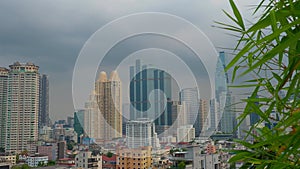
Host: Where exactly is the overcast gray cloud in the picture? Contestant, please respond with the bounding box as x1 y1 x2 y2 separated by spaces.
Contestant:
0 0 258 121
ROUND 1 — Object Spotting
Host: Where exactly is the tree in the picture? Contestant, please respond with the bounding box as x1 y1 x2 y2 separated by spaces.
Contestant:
178 161 186 169
48 160 56 166
106 151 113 158
216 0 300 168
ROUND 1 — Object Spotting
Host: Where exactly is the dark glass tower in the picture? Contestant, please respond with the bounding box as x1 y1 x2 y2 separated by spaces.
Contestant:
39 74 49 128
130 60 172 126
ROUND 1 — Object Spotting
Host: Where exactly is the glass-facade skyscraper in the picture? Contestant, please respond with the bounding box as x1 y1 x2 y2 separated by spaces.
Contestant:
130 60 172 126
39 74 49 128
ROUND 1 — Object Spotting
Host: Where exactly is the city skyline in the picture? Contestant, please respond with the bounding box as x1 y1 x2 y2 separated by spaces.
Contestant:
0 0 257 121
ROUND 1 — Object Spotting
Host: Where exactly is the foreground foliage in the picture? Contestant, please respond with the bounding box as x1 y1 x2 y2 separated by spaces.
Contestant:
217 0 300 168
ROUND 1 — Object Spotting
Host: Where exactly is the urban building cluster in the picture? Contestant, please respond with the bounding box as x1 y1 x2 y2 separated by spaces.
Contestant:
0 52 273 169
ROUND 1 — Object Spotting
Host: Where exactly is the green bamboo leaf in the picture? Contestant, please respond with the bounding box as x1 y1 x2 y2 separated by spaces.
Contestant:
229 0 245 30
240 31 300 77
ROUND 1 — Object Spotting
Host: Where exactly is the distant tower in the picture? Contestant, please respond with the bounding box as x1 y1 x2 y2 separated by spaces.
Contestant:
95 71 122 140
39 74 49 128
195 99 208 136
179 87 199 128
0 67 9 149
6 62 40 153
129 60 172 127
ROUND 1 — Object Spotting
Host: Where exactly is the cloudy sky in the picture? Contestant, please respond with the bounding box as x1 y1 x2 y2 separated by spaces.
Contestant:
0 0 258 121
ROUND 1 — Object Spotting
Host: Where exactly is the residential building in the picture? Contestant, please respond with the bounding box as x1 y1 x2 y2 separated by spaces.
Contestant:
26 155 48 167
116 146 152 169
195 99 208 136
0 67 9 149
6 62 40 154
84 91 102 140
0 155 16 165
171 101 187 131
75 151 102 169
102 155 116 169
177 125 195 143
57 141 66 159
126 118 160 149
37 143 58 161
95 71 122 140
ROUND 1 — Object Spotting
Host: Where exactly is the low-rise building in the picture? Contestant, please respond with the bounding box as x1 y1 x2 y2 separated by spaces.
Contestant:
75 151 102 169
102 155 116 169
26 155 48 167
116 146 152 169
0 155 16 165
37 143 58 160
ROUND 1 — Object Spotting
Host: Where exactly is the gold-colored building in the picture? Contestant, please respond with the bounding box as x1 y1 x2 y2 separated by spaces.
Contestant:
95 71 122 140
116 146 152 169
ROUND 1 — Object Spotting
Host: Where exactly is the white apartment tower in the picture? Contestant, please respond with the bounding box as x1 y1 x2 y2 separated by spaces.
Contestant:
6 62 40 153
95 71 122 140
126 118 160 149
0 67 9 149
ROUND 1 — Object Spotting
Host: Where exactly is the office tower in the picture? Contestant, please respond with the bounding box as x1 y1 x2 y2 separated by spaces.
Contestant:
129 59 172 126
126 118 160 149
5 62 40 153
177 125 195 142
179 87 199 126
0 68 9 149
84 91 103 139
215 51 228 102
74 110 85 143
95 71 122 140
39 74 49 128
195 99 208 136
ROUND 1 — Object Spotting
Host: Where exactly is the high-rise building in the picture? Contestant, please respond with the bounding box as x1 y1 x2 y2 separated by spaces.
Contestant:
126 118 160 149
129 59 172 126
176 125 195 142
219 92 236 134
84 91 103 139
5 62 40 153
0 67 9 149
74 110 85 143
171 101 187 130
195 99 208 136
95 71 122 140
209 99 219 132
39 74 49 128
179 87 199 127
215 52 237 136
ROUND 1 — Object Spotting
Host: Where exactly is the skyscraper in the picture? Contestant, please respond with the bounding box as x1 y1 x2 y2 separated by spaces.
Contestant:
95 71 122 140
84 91 103 139
39 74 49 128
74 110 85 143
0 67 9 149
129 60 172 126
195 99 208 136
6 62 40 153
179 87 199 127
209 99 219 132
